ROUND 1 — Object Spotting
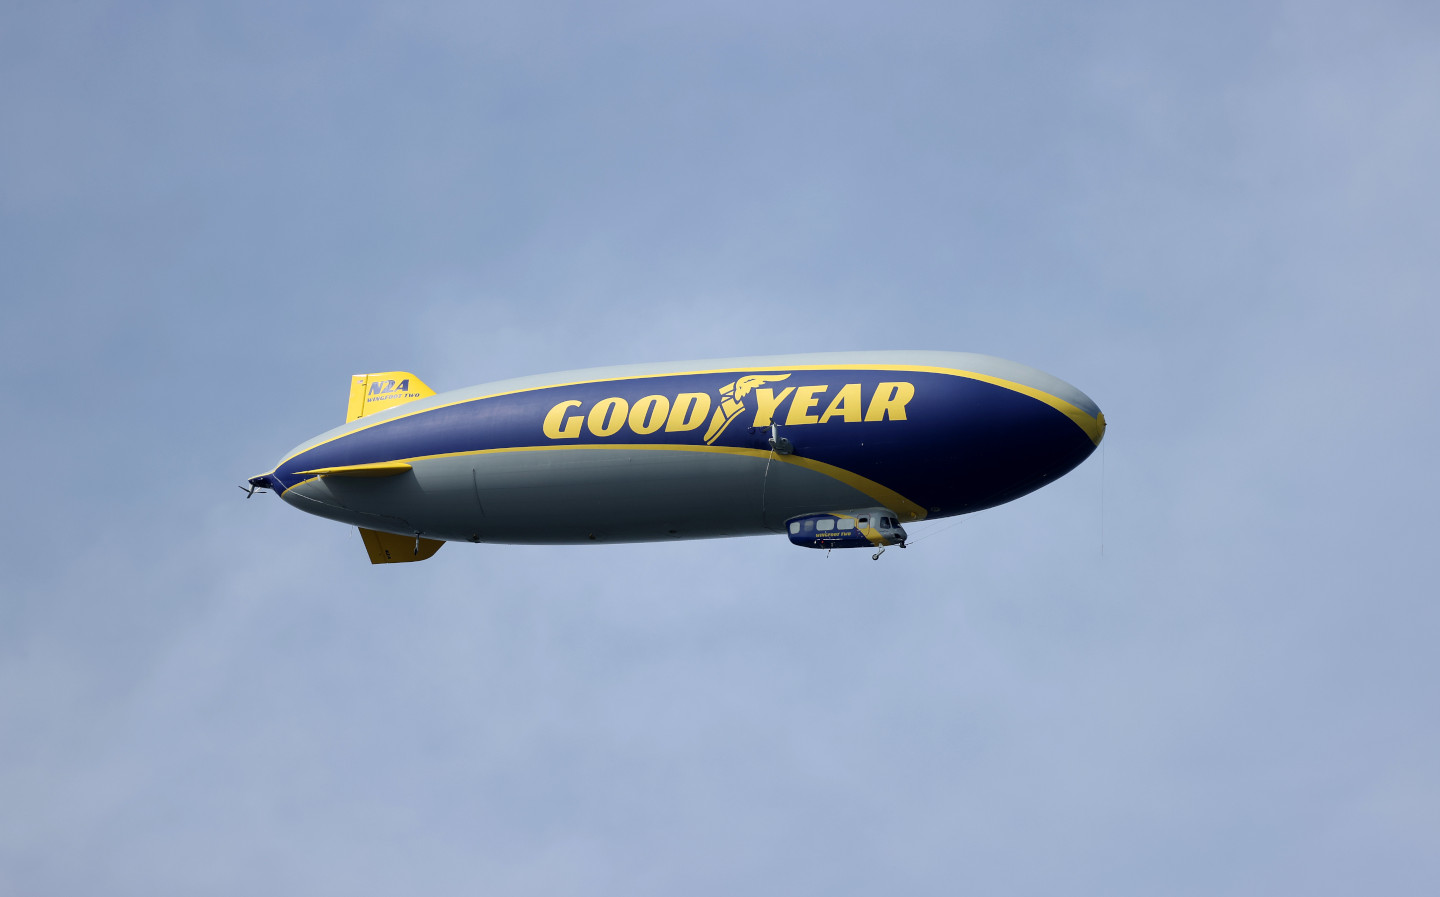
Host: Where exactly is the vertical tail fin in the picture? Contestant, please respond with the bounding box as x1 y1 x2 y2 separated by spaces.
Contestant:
345 372 436 422
359 527 444 564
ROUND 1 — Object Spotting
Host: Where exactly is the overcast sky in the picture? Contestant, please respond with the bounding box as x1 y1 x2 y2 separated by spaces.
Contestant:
3 1 1438 894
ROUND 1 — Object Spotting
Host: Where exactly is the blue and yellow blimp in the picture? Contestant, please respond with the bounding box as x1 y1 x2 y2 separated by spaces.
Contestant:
247 351 1104 563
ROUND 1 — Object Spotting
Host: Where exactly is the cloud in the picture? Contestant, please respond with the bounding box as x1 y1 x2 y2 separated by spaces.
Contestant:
3 1 1439 894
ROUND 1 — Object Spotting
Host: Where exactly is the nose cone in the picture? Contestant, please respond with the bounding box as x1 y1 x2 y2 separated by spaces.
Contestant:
999 387 1103 503
946 369 1103 513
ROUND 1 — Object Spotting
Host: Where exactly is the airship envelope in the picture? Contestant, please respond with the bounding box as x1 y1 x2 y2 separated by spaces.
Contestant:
247 351 1105 563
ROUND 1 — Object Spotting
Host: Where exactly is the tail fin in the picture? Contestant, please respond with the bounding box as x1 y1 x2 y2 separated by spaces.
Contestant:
359 527 444 564
345 372 436 422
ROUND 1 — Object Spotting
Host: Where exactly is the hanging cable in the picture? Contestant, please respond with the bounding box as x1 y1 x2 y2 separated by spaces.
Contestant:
903 514 968 547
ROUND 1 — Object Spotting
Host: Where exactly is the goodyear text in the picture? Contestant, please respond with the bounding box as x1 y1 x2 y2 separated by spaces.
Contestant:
542 379 915 441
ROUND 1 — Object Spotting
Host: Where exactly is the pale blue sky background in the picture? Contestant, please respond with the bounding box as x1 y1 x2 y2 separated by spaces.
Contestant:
3 2 1438 894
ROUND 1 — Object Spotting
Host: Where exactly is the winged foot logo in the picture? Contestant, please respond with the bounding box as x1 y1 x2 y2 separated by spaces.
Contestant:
703 374 793 443
541 373 915 443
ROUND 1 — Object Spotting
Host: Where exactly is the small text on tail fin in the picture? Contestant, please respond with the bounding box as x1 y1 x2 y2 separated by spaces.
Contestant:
345 371 436 422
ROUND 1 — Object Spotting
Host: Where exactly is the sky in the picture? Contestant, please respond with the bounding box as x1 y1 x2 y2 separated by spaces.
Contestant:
3 1 1438 894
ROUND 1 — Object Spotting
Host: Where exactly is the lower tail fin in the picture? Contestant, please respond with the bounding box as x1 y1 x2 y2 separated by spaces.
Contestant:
359 528 444 564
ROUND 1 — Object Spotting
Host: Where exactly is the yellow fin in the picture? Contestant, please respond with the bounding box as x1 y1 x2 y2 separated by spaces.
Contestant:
358 528 444 564
297 462 412 477
345 371 436 422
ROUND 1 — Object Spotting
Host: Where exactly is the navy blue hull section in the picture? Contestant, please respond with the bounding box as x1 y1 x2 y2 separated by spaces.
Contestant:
273 368 1097 519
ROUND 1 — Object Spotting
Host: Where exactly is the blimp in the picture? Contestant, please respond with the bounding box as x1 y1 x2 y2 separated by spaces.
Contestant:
246 351 1105 563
